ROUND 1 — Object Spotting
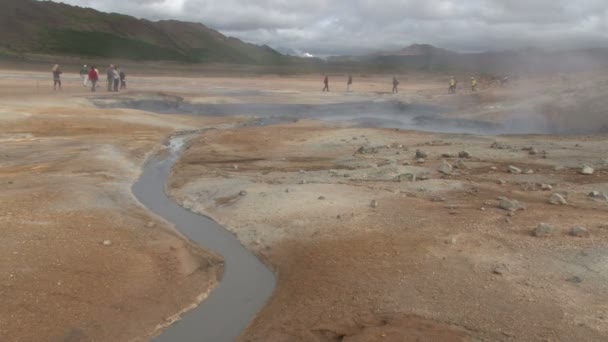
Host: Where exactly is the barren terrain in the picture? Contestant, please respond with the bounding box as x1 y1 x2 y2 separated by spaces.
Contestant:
2 70 607 341
0 80 236 341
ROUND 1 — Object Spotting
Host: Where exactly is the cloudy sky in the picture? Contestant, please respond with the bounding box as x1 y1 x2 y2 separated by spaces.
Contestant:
49 0 608 56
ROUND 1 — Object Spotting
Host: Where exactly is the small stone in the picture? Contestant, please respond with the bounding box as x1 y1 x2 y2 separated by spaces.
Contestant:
441 153 454 158
493 264 509 275
491 142 512 150
396 173 416 182
300 180 307 185
336 215 341 219
318 196 326 200
102 240 112 246
541 184 553 191
415 150 428 159
146 222 156 228
570 226 589 238
285 188 290 193
589 191 608 201
532 223 554 237
529 148 538 155
459 151 472 159
402 161 411 166
233 164 239 170
498 197 526 211
554 165 565 171
549 193 567 205
498 179 507 185
371 200 378 208
438 161 453 175
239 190 248 196
581 165 595 175
566 276 583 284
524 169 534 174
490 166 497 171
416 158 426 164
508 165 522 174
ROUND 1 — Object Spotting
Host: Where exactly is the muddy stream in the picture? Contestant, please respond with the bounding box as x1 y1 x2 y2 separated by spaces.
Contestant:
133 135 275 342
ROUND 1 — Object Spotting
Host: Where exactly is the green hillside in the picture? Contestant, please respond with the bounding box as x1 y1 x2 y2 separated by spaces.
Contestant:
0 0 289 64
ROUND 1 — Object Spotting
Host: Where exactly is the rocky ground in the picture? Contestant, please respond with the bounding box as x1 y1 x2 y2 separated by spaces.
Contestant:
1 70 607 341
0 81 236 341
165 74 608 341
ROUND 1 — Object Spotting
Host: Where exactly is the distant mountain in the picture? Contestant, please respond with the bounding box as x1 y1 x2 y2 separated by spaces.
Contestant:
0 0 288 64
328 44 608 74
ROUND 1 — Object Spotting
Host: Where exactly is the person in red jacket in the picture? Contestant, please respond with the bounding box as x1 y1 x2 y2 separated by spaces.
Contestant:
88 66 99 92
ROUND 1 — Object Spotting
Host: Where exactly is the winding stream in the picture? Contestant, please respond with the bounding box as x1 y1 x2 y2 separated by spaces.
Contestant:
132 135 276 342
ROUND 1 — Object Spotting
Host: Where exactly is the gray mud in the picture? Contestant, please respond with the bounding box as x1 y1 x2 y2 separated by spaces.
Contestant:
133 135 275 342
95 95 608 134
95 98 515 134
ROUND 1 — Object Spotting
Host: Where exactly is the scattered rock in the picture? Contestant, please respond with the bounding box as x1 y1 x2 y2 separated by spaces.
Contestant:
370 200 378 208
532 223 555 237
416 158 426 164
589 191 608 201
378 160 392 167
498 197 526 211
570 226 589 238
529 148 538 155
459 151 472 159
554 165 565 171
285 189 290 193
396 173 417 182
566 276 583 284
508 165 522 174
490 166 497 171
357 146 378 154
300 180 307 185
402 161 411 166
318 196 326 200
498 179 507 185
491 142 512 150
441 153 454 158
415 150 428 159
438 161 453 175
493 264 509 275
455 159 468 169
417 173 431 181
524 169 534 174
146 222 156 228
102 240 112 246
239 190 248 196
233 164 239 170
580 165 595 175
541 184 553 191
549 193 567 205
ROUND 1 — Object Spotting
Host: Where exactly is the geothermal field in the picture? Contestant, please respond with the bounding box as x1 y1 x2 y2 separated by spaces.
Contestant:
1 71 607 342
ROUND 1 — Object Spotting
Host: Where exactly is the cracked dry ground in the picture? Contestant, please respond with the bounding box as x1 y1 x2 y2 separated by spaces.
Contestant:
170 121 608 341
0 95 231 341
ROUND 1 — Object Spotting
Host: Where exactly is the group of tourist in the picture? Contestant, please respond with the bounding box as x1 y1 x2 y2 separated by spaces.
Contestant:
52 64 127 92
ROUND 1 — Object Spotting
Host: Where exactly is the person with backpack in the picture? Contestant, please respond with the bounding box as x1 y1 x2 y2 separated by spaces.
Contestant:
322 76 329 92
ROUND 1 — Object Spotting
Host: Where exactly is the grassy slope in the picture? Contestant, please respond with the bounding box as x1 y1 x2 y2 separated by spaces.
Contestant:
1 0 289 64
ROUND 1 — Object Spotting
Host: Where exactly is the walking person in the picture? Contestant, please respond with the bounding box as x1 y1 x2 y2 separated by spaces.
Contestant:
119 69 127 90
392 76 399 93
346 74 353 92
113 66 120 92
448 76 457 94
80 64 89 87
471 77 478 92
52 64 62 91
322 76 329 92
106 64 114 91
88 66 99 92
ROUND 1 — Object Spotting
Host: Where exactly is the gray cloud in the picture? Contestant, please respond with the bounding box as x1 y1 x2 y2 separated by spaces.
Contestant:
49 0 608 56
